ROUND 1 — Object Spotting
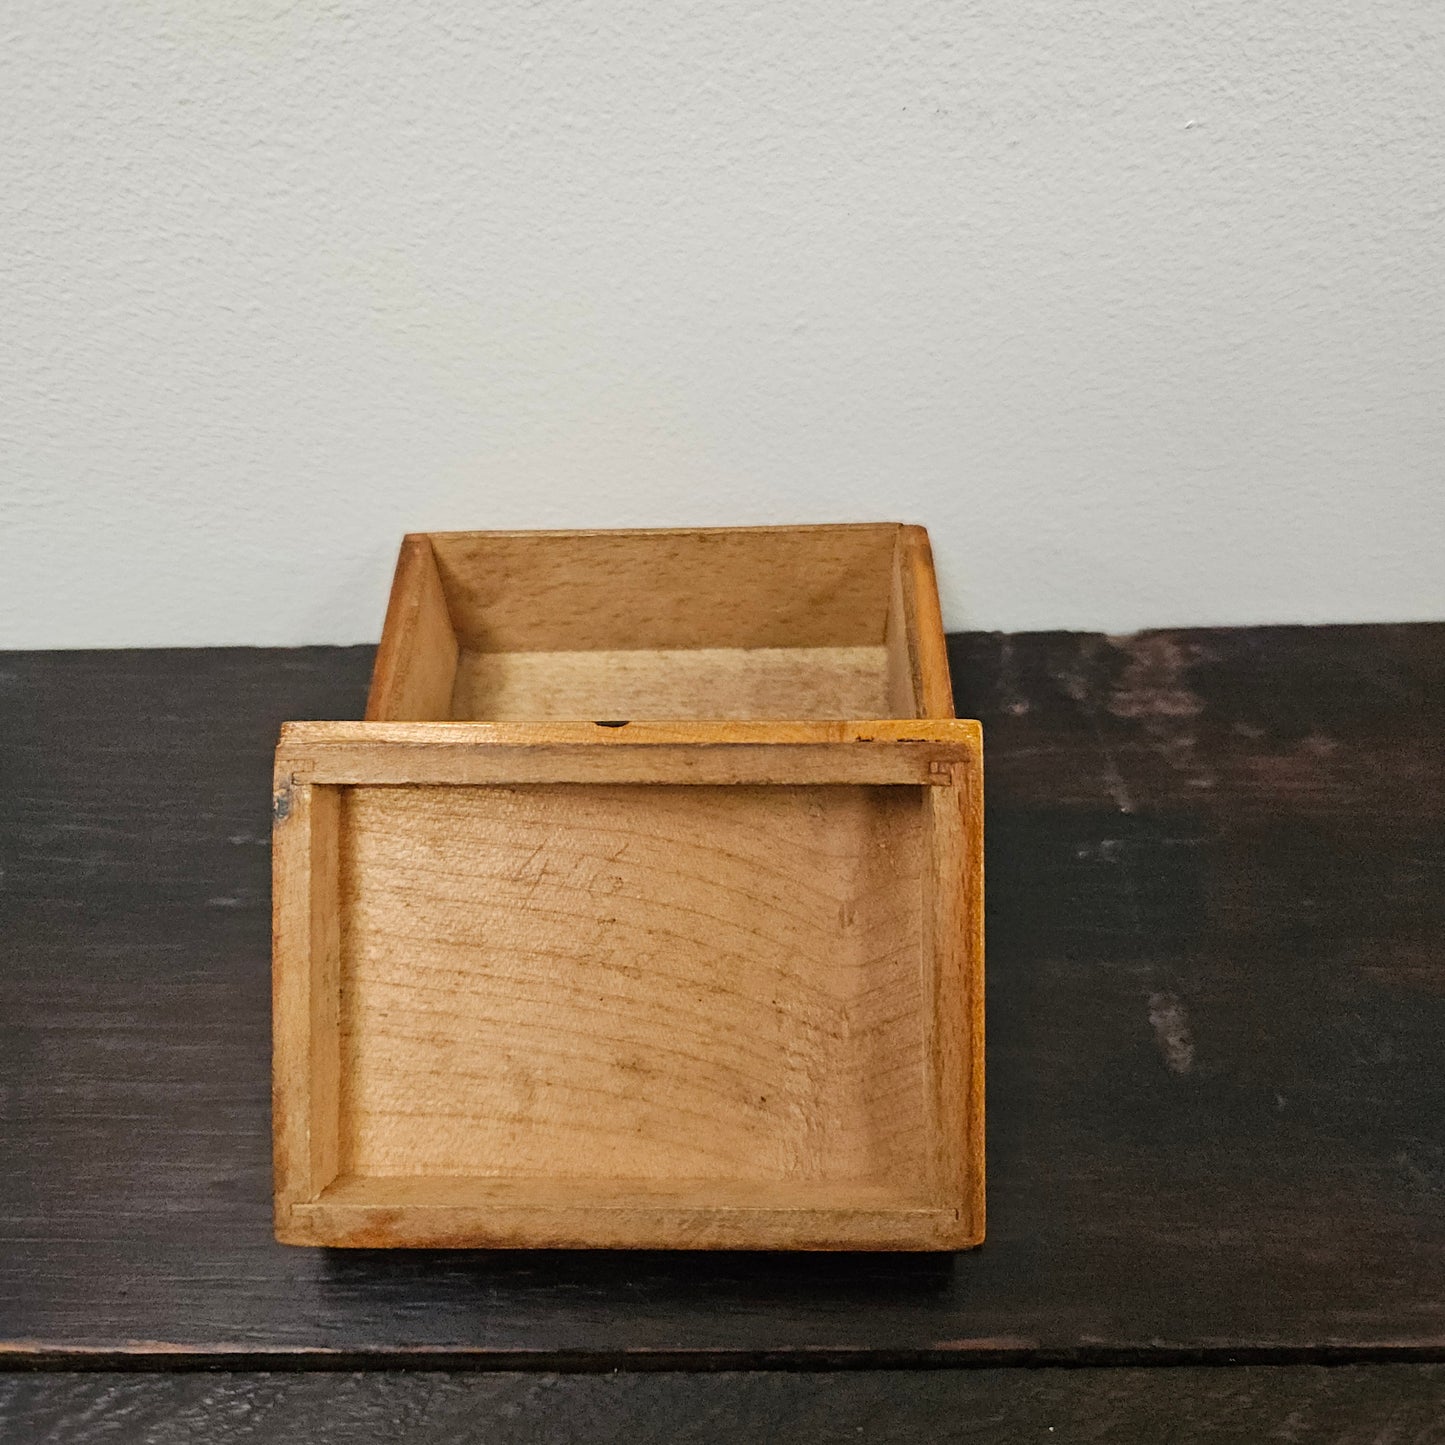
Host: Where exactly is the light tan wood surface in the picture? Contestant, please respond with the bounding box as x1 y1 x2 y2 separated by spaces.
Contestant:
271 775 341 1210
282 718 981 749
338 782 925 1180
277 719 981 787
273 722 983 1250
450 645 893 720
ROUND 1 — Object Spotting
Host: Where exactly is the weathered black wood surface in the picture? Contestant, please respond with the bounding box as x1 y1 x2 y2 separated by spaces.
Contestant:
5 1366 1445 1443
1 627 1442 1365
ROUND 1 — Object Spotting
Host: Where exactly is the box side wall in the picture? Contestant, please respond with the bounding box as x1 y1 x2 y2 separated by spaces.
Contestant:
272 774 342 1228
287 1194 968 1250
884 526 954 720
366 536 460 721
427 524 902 654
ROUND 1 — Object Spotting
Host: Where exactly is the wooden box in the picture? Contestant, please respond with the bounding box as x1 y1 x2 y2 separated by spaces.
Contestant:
273 525 983 1250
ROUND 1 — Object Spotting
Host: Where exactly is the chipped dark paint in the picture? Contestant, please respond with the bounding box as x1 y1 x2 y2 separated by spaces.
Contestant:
1147 991 1196 1075
272 777 293 824
1106 633 1207 722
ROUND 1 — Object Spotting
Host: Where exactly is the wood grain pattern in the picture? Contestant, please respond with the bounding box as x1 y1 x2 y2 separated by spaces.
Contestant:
269 776 340 1211
337 784 926 1185
427 524 902 652
7 1368 1445 1445
364 537 458 722
272 723 983 1250
281 718 983 748
3 628 1443 1363
275 719 982 787
888 525 954 720
925 758 985 1244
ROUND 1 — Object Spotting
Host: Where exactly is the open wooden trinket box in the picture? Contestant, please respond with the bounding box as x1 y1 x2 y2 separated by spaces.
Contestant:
273 525 983 1249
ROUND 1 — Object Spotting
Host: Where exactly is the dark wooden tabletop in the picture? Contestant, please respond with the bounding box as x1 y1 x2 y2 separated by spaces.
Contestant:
3 625 1442 1439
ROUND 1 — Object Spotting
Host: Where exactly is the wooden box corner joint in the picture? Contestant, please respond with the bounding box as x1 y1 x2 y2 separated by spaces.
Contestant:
273 524 983 1250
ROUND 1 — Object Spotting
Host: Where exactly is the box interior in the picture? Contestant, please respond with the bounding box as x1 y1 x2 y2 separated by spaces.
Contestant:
368 526 943 722
323 780 938 1212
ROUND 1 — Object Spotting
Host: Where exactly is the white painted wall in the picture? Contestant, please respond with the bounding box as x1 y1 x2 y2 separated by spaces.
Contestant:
3 0 1442 647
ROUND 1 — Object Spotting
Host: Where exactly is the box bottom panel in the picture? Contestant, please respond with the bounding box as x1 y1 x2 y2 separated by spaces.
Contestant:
449 645 895 720
335 782 934 1190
